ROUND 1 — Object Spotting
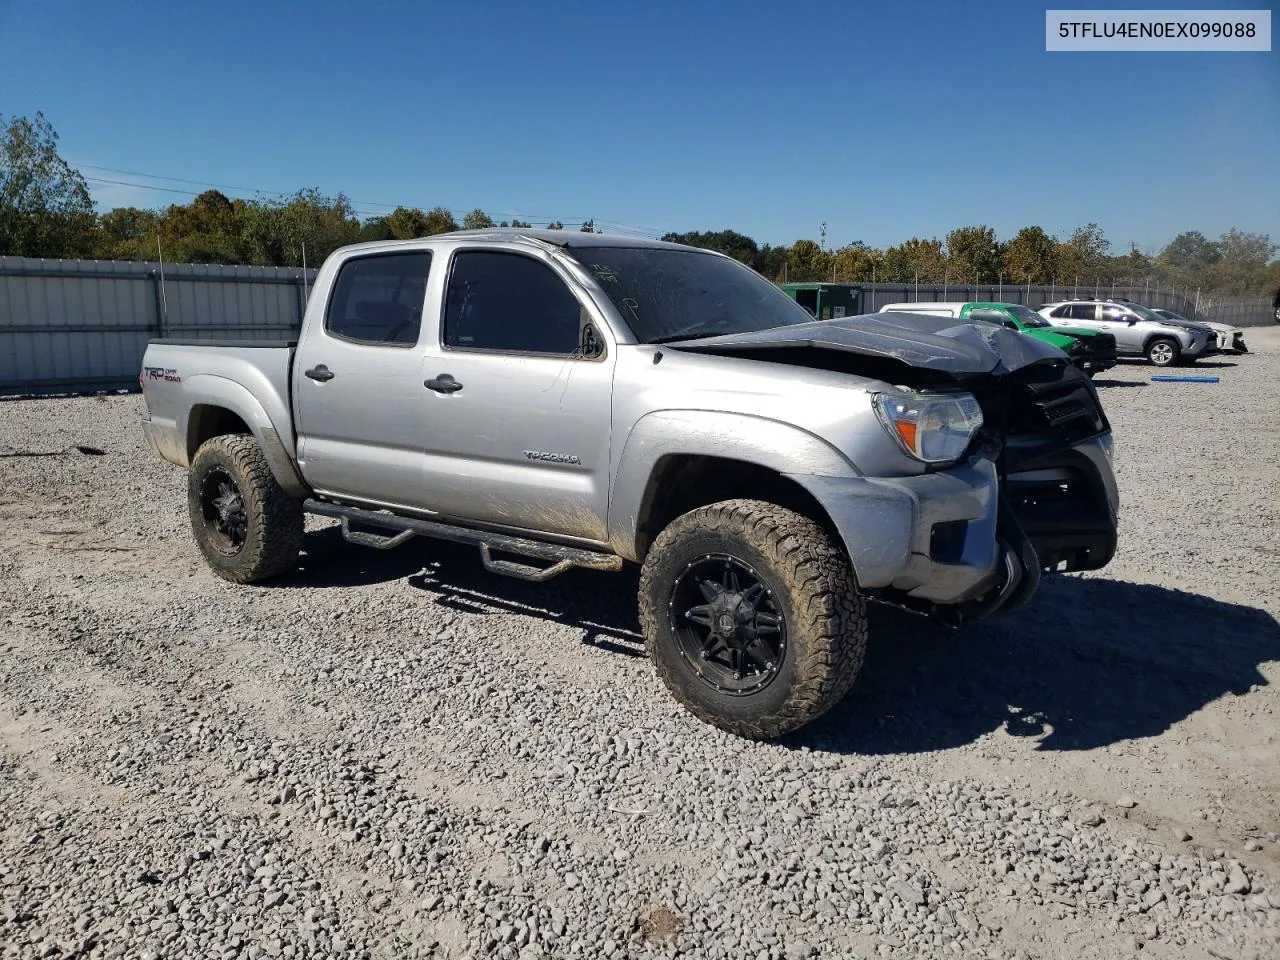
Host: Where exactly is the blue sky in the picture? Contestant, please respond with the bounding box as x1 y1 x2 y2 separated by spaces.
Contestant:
1 0 1276 253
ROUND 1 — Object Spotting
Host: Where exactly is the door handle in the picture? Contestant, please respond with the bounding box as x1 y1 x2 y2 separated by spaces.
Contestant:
304 364 335 382
425 374 463 394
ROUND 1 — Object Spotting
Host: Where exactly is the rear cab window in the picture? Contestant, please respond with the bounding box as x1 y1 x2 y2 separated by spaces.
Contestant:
965 307 1017 329
325 252 432 346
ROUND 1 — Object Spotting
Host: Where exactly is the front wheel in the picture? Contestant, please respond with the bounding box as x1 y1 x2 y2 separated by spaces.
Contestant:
188 434 304 583
638 500 867 739
1145 337 1181 367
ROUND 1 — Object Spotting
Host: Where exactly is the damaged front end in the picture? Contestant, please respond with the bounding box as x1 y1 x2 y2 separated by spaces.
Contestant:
673 311 1120 626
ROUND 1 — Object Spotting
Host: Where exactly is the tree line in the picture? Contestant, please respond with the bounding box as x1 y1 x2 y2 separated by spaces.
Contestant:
662 225 1280 299
3 111 1277 297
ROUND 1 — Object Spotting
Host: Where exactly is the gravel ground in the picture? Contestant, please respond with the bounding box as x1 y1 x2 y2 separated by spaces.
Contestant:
2 330 1278 960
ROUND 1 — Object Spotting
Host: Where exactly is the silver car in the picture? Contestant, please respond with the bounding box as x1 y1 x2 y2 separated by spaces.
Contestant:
1037 299 1217 367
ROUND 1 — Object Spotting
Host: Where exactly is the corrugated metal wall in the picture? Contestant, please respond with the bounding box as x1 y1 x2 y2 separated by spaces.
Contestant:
0 257 315 396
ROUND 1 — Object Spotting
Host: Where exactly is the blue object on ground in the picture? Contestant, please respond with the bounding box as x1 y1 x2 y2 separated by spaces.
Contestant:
1150 375 1219 383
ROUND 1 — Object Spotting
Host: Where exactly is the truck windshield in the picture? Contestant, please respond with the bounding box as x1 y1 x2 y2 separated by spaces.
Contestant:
1006 304 1051 328
565 246 816 343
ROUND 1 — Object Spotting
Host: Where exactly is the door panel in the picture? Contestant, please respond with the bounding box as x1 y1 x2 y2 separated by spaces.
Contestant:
419 248 615 542
1098 306 1141 350
293 251 435 508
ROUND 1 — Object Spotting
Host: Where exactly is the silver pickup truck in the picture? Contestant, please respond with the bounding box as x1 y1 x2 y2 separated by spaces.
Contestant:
140 230 1119 739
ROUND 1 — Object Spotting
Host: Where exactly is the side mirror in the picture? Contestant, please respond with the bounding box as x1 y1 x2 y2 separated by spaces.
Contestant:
579 321 604 359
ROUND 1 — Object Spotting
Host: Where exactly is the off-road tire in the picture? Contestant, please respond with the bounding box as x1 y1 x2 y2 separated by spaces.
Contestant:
188 434 304 583
639 499 867 739
1145 336 1181 367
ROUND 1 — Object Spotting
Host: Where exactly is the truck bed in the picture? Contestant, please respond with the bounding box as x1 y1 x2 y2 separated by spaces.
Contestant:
140 338 298 469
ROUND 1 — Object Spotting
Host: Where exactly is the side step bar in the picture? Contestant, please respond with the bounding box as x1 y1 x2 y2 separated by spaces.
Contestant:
303 499 623 581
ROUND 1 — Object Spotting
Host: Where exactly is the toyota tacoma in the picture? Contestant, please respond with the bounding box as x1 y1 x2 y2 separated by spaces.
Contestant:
140 230 1119 739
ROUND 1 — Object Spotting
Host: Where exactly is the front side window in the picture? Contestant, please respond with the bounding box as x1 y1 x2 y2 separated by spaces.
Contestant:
1100 305 1130 322
326 252 431 345
1006 304 1050 328
444 251 584 354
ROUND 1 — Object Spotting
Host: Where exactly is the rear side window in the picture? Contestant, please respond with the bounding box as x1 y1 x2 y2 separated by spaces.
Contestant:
326 252 432 346
444 250 583 354
1059 304 1097 320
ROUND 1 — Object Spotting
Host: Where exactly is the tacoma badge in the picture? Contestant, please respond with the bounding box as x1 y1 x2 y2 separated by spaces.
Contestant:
523 450 581 465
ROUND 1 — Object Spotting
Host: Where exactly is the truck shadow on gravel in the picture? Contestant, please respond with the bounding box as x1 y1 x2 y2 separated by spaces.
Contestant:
284 527 1280 755
802 577 1280 755
283 526 647 657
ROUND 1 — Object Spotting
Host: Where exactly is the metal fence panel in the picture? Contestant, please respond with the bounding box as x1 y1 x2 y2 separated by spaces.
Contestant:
0 256 314 396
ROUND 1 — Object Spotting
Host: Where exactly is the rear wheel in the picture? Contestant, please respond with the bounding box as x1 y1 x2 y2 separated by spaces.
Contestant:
638 499 867 740
1145 337 1180 367
188 434 304 583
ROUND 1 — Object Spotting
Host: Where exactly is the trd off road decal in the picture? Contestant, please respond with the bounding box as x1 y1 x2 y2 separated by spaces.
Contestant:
143 366 181 383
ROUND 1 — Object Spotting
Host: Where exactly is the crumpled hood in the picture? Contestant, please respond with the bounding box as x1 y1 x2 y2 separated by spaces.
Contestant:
669 311 1068 375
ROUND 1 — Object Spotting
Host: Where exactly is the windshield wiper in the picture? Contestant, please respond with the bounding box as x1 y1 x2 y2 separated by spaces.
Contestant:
646 333 710 345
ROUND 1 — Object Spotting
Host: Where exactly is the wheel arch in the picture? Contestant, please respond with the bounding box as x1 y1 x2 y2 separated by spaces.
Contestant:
180 376 311 498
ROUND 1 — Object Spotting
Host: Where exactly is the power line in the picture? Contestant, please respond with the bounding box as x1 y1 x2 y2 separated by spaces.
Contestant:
80 163 667 237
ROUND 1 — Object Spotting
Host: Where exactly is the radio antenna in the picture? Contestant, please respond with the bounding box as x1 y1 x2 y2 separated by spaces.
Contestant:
155 234 169 331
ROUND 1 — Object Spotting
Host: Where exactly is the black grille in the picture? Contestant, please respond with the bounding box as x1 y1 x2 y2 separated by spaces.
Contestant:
1045 399 1087 423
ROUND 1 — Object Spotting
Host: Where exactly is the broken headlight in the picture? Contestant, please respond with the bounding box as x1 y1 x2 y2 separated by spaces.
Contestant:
872 391 984 464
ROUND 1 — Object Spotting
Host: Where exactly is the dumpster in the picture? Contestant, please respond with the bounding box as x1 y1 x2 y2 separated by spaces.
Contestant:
778 283 863 321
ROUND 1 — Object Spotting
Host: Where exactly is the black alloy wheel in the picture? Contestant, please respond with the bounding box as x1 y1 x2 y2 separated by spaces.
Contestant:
669 554 786 695
200 467 248 554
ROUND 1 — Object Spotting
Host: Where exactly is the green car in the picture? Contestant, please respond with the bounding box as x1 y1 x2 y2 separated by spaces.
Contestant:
879 301 1118 376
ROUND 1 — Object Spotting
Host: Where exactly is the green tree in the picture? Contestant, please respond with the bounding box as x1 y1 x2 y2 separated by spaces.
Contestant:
273 189 360 266
462 208 495 230
1001 226 1058 283
830 244 879 282
423 206 458 235
356 215 396 244
1208 229 1276 293
785 239 833 282
882 237 946 283
0 111 96 257
579 219 595 233
545 220 564 230
385 206 430 239
661 229 759 264
95 206 161 260
509 218 531 228
157 189 247 263
1056 222 1111 282
1157 230 1221 273
752 243 789 281
945 225 1000 284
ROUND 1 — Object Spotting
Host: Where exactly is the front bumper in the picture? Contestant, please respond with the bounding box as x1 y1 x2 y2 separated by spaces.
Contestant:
1184 337 1218 360
788 435 1118 611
